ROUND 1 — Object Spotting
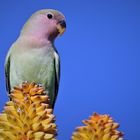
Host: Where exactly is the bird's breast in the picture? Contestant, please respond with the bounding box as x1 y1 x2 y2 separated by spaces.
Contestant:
10 47 55 88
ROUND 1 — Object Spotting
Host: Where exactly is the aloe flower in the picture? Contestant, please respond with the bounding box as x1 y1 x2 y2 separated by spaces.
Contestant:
72 113 124 140
0 82 57 140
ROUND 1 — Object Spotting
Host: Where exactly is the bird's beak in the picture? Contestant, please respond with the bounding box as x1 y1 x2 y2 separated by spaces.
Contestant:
57 20 66 36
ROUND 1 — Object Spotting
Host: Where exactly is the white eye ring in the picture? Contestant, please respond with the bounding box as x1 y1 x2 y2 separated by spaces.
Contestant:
47 12 54 19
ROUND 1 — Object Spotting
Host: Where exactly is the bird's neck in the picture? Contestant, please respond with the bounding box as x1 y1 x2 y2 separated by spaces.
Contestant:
19 35 54 48
21 28 52 42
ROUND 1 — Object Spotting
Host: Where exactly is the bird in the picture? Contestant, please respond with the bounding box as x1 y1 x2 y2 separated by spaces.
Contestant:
5 9 66 108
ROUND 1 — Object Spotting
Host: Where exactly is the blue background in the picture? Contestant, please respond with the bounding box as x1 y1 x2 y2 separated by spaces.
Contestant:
0 0 140 139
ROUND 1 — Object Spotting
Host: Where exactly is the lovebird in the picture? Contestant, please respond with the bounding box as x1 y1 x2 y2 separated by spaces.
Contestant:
5 9 66 108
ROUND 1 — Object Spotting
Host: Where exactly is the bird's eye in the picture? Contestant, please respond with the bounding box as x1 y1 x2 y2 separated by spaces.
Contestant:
47 14 53 19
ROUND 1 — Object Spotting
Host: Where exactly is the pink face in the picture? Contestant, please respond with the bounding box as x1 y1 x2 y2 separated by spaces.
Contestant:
33 11 66 40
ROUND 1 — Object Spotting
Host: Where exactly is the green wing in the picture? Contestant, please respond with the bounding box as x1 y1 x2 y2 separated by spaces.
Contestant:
52 51 60 108
5 49 11 94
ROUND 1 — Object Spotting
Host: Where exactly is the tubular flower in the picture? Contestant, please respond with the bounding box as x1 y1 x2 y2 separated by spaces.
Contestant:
72 113 124 140
0 82 57 140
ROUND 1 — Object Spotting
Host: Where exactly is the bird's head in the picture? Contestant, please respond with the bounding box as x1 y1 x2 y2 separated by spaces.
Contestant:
21 9 66 41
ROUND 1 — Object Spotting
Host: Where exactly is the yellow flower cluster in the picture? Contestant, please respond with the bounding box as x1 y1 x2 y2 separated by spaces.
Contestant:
72 113 123 140
0 82 57 140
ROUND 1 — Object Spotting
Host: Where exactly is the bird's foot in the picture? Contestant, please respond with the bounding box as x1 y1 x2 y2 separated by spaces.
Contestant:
38 83 43 87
